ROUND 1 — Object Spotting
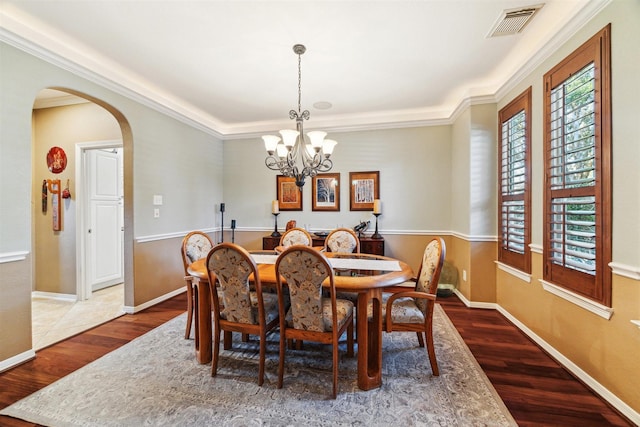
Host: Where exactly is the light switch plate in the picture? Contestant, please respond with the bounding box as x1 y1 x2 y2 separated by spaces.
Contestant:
153 195 163 205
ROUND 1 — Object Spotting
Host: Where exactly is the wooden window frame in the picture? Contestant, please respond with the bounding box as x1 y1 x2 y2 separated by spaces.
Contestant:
498 87 532 273
543 25 612 306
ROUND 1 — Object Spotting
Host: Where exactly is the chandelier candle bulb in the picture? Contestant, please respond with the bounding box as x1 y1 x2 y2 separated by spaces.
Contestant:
373 199 381 214
272 200 279 214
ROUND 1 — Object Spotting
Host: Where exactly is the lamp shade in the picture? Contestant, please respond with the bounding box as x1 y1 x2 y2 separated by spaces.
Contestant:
276 144 288 158
307 131 327 148
322 139 337 156
262 135 281 153
279 129 299 147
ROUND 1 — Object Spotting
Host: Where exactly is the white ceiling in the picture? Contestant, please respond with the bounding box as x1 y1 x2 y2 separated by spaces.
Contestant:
1 0 602 138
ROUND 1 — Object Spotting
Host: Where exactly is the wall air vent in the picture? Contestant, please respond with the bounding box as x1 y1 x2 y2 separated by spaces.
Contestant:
487 4 544 37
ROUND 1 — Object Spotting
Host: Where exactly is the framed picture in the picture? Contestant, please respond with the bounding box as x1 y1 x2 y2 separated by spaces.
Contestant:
349 171 379 211
312 173 340 211
277 175 303 211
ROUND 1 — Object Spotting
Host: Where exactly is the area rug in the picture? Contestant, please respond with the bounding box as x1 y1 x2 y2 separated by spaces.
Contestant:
1 305 516 426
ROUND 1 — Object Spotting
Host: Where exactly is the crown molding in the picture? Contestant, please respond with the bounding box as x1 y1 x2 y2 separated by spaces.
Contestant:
0 12 226 140
2 1 611 139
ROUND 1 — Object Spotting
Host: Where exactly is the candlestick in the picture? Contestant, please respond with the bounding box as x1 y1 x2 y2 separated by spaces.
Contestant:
231 219 236 243
371 213 382 239
271 212 281 237
271 200 279 214
219 204 225 243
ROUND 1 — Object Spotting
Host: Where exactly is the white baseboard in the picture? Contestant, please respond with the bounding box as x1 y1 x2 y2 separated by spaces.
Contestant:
496 305 639 424
452 289 640 424
452 289 497 309
123 287 186 314
32 291 77 302
0 349 36 373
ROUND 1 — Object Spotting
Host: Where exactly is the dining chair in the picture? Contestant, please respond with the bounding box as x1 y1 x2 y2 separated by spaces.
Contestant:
323 227 360 253
180 231 214 339
323 228 360 321
373 237 446 376
274 245 354 399
279 227 312 248
206 242 282 385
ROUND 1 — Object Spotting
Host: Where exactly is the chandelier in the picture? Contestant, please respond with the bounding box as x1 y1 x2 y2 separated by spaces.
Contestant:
263 44 337 189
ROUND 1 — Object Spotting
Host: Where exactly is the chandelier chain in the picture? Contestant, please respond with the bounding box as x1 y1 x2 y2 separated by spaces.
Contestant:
297 52 302 114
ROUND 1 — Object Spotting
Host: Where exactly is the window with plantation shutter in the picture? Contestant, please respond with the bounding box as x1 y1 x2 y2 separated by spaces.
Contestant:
543 25 612 306
498 88 531 273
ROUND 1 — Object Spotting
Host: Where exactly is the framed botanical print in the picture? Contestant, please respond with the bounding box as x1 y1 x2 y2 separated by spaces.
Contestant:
312 173 340 212
349 171 379 211
276 175 302 211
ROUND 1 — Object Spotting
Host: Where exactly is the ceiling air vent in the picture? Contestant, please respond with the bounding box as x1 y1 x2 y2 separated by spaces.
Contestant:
487 4 544 37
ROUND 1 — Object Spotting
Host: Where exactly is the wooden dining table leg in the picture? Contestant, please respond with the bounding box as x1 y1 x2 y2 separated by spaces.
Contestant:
194 278 212 364
356 288 383 390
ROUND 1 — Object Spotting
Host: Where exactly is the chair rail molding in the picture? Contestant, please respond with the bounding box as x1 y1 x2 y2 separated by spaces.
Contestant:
609 262 640 281
136 228 217 243
0 251 29 264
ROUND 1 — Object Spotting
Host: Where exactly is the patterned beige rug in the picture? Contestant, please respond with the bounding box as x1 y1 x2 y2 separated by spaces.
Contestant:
1 305 516 426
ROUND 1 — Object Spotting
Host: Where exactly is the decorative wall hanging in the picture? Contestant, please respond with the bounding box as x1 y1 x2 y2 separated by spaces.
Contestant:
312 173 340 212
46 146 67 174
62 179 71 199
349 171 380 211
276 175 303 211
47 179 61 231
41 180 48 213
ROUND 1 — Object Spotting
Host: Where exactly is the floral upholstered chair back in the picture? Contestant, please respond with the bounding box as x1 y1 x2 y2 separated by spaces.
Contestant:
275 246 333 332
324 228 360 253
414 238 446 313
181 231 214 273
280 227 312 247
206 243 258 324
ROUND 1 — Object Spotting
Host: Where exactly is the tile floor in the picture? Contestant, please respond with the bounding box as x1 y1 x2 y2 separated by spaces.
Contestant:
32 284 125 350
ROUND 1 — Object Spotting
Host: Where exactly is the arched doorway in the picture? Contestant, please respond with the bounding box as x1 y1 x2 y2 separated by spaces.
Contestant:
31 88 133 349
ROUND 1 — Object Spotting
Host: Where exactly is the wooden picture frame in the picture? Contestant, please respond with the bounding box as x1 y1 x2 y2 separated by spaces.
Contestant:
277 175 302 211
349 171 379 211
312 173 340 211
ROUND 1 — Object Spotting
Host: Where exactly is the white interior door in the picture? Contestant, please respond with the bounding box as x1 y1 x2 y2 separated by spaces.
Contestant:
87 148 123 292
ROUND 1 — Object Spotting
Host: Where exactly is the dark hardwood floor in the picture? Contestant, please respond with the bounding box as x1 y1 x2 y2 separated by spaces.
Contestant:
438 296 633 427
0 293 633 426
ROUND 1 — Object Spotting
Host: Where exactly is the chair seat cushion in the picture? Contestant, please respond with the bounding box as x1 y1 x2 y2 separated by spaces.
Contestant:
367 293 425 324
286 298 353 332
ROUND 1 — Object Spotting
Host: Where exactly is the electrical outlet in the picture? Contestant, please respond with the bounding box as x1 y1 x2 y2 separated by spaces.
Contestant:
462 269 467 281
154 208 160 218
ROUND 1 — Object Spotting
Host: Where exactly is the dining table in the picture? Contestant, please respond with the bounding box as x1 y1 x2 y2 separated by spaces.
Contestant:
187 250 414 391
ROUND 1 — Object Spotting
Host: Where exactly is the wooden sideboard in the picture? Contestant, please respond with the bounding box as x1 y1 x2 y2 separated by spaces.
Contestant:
262 234 384 256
